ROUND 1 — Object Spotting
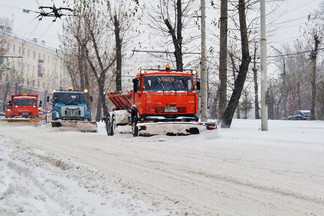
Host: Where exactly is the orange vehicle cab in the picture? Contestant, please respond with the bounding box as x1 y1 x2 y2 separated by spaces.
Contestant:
10 95 39 118
131 65 200 123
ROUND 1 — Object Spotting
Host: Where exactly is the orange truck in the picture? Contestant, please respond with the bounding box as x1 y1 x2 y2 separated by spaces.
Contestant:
5 94 40 123
104 65 216 136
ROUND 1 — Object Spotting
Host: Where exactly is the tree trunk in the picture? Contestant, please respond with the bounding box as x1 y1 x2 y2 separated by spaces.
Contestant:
78 44 85 90
310 35 319 120
164 0 183 71
218 0 228 121
252 45 260 119
176 0 183 71
236 106 241 119
297 81 300 108
96 83 103 122
67 65 78 90
2 77 11 111
220 0 251 128
282 58 287 119
268 84 274 120
114 15 122 92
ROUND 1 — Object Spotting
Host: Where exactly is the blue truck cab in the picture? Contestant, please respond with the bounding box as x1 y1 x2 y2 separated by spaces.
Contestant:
51 91 92 121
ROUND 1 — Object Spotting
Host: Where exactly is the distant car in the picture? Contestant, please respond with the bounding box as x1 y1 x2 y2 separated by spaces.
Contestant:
287 110 311 120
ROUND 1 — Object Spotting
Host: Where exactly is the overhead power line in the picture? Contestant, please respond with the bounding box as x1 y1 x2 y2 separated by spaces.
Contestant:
132 49 201 55
268 47 324 58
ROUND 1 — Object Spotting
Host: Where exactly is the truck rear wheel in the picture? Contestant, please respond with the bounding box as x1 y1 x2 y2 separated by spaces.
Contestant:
106 117 114 136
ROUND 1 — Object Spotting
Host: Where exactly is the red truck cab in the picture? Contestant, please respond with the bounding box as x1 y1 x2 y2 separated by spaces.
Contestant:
10 95 39 118
131 65 200 123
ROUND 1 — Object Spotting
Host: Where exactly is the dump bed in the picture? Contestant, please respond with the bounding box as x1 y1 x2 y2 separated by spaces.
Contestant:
108 92 133 110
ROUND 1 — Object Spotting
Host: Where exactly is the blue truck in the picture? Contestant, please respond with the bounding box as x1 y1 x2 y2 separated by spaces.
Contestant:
49 89 97 132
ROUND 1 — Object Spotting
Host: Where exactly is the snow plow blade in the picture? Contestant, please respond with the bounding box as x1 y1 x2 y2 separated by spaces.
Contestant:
51 121 98 132
5 117 41 124
136 122 217 136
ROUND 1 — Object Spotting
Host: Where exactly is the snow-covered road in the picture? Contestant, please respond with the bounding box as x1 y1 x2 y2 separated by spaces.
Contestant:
1 119 324 215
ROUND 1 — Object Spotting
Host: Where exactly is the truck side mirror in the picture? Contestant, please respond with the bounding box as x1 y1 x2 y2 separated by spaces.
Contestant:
9 101 12 106
46 96 50 102
196 81 201 90
39 100 42 107
133 78 138 93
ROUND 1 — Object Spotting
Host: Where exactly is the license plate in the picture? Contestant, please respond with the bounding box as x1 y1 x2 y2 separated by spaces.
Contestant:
165 107 178 113
23 112 29 115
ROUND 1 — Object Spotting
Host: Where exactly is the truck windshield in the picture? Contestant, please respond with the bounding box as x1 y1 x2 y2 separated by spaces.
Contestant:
143 76 194 92
13 99 37 106
53 93 86 105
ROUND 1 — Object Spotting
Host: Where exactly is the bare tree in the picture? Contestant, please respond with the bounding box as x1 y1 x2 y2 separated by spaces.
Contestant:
310 34 321 120
221 0 251 128
62 1 117 121
145 0 196 70
105 0 140 91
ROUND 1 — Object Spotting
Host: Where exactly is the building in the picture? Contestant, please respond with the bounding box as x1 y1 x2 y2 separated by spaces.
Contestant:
0 28 70 112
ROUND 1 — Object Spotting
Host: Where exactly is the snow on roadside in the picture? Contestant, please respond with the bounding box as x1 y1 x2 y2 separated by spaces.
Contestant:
0 133 164 216
1 119 324 215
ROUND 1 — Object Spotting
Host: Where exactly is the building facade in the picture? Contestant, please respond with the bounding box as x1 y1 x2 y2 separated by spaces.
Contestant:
0 30 70 112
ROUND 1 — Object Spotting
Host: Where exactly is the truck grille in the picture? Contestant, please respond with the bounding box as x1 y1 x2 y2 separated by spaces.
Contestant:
63 107 83 117
66 108 80 116
155 107 186 113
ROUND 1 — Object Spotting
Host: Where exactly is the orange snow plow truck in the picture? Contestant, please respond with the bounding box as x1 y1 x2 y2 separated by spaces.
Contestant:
5 94 40 124
103 65 217 136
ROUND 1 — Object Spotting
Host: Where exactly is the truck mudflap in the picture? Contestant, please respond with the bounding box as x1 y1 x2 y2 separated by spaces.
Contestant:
51 120 98 132
136 121 217 136
5 117 41 124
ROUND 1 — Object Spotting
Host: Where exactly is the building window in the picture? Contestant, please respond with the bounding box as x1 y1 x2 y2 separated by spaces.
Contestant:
18 47 21 54
38 53 41 59
38 81 40 88
22 48 25 56
33 51 35 59
13 45 15 53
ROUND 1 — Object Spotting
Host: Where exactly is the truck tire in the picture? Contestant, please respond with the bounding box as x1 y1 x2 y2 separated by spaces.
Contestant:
111 117 115 136
106 117 113 136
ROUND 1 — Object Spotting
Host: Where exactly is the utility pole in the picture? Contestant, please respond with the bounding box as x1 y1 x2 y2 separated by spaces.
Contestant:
260 0 268 130
200 0 208 122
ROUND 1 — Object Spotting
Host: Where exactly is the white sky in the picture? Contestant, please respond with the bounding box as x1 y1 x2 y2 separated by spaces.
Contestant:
1 0 322 48
0 0 322 74
0 0 65 48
